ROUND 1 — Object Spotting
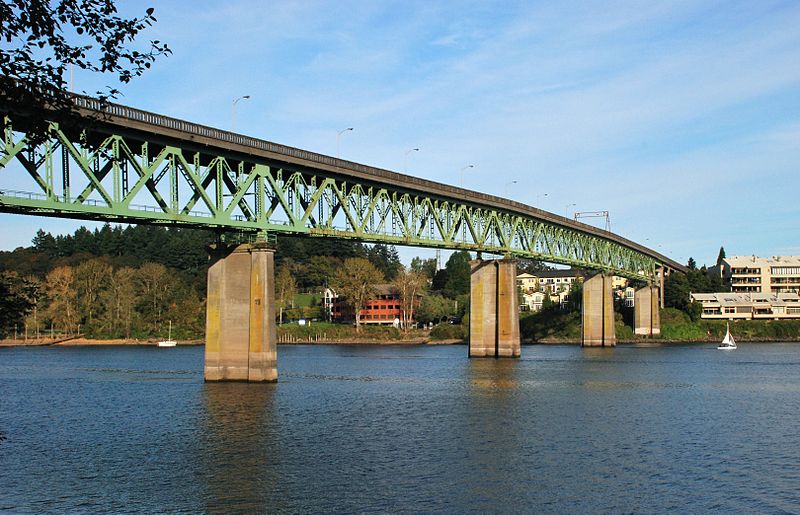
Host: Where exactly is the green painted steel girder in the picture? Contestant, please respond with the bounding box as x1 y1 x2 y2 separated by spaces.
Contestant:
0 98 684 281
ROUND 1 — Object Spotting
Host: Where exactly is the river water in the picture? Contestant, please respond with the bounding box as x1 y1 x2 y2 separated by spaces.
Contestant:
2 343 800 512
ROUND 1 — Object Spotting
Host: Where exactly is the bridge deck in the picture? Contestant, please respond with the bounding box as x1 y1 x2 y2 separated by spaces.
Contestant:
0 94 685 277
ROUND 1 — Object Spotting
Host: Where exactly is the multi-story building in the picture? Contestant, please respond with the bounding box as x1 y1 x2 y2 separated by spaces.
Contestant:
517 269 585 312
331 284 418 326
516 269 584 295
690 292 800 320
722 256 800 294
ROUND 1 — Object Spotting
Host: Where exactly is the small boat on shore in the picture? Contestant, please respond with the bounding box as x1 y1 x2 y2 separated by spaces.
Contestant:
158 321 177 348
717 323 736 350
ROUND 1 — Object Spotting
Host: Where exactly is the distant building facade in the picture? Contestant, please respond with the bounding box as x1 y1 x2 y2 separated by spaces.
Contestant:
722 256 800 294
330 284 417 326
690 292 800 320
517 269 584 312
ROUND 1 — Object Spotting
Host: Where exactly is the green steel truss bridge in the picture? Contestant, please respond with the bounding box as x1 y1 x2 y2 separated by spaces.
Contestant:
0 95 684 281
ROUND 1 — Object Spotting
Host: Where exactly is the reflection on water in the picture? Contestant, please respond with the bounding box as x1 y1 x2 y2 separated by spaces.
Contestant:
2 343 800 512
201 383 277 512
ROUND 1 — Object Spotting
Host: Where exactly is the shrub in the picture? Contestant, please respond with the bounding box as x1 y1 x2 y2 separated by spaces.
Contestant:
430 323 467 341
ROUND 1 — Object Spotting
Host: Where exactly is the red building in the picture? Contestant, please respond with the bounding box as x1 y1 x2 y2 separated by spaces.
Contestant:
331 284 415 326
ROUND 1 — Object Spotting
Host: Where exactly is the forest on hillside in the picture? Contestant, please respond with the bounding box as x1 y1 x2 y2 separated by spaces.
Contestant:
0 224 477 339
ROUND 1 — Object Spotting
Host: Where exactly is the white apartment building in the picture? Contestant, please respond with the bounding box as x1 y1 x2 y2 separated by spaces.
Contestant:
723 256 800 294
690 292 800 320
516 270 584 295
517 270 585 312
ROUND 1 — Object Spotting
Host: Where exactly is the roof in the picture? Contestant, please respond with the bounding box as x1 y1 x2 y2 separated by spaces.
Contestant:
691 292 800 306
516 269 584 280
724 256 800 268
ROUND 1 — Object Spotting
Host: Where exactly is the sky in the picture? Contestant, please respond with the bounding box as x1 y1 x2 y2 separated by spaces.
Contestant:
2 0 799 267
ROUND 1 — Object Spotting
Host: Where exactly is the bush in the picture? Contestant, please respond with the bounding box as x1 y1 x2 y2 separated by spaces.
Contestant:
430 323 466 341
520 309 581 342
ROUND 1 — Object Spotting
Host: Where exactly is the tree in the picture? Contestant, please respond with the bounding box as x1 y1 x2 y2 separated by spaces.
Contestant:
0 1 171 141
541 288 556 312
98 266 137 338
367 244 402 281
0 271 38 338
137 262 174 333
517 258 551 274
410 257 437 281
300 255 341 290
716 246 726 267
442 251 471 298
687 257 697 270
331 257 384 332
75 258 112 326
415 294 452 326
392 268 426 331
664 272 690 311
43 265 78 334
275 265 297 324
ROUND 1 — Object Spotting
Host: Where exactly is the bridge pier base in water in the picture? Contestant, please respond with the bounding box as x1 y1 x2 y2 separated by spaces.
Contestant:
582 273 616 347
634 286 661 336
204 242 278 382
469 258 520 358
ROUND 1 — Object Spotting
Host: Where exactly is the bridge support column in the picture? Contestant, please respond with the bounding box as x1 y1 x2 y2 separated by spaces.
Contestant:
204 242 277 382
582 274 616 347
634 286 661 336
469 258 520 358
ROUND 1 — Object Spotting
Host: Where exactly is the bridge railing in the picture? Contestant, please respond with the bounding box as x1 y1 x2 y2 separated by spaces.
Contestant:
62 94 684 273
71 94 525 207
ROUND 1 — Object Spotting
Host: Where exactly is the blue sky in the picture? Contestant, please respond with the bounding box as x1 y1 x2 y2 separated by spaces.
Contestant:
2 0 799 267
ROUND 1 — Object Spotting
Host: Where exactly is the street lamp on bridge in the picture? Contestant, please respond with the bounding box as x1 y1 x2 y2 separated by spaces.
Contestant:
231 95 250 131
504 180 518 199
337 127 353 159
404 148 419 173
565 203 576 218
459 164 474 188
536 193 548 206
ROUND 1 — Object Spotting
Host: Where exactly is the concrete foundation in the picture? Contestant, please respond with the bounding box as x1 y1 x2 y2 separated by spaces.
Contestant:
469 258 520 358
204 242 278 382
582 274 616 347
634 286 661 336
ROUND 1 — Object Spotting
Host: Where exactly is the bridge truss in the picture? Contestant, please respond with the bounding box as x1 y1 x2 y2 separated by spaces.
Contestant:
0 100 680 281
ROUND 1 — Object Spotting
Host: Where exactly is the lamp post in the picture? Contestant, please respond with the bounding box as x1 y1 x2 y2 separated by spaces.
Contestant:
231 95 251 131
404 148 419 173
337 127 353 159
459 164 474 188
504 180 518 199
536 193 548 205
565 203 576 218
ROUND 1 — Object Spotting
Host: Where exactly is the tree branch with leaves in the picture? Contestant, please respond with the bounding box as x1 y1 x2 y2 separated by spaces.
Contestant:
0 0 170 140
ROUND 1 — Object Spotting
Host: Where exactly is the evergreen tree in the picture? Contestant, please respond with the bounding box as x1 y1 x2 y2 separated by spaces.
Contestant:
716 246 726 267
366 244 402 281
442 251 471 298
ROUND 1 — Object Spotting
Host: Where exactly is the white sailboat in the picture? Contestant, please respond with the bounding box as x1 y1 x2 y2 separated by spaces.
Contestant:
158 320 177 348
717 322 736 350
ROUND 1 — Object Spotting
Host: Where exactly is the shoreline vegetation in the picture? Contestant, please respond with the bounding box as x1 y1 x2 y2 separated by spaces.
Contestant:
2 318 799 347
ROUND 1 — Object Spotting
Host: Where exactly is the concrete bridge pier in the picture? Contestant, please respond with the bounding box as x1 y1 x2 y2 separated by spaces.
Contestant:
469 258 520 358
634 285 661 336
204 242 278 382
582 273 616 347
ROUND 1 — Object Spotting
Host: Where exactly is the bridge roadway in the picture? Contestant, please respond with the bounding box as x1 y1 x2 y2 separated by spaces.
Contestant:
0 94 684 280
1 95 683 380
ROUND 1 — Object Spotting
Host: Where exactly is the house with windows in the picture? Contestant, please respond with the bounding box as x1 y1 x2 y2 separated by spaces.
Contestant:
330 284 419 326
517 269 584 294
690 292 800 320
